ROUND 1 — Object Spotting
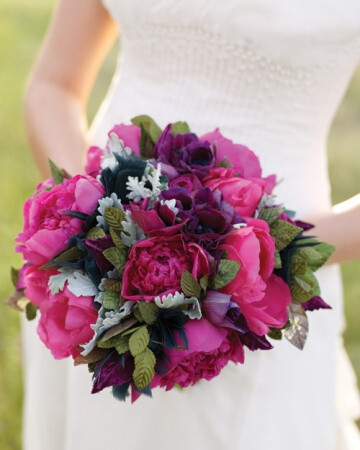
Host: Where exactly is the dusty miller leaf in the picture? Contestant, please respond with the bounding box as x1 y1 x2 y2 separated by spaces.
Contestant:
67 271 99 297
284 304 309 350
181 270 201 298
213 260 241 289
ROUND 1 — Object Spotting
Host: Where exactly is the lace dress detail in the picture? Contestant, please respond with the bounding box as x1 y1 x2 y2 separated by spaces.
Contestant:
22 1 360 449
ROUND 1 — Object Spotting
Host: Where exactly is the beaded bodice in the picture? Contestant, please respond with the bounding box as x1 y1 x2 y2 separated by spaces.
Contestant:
92 0 360 215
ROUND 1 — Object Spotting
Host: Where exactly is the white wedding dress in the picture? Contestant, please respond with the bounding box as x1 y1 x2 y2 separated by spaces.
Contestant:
22 1 360 449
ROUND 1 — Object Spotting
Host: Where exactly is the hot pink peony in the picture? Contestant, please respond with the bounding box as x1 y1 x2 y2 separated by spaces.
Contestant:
203 167 275 217
200 128 262 178
16 175 104 265
23 265 97 359
218 219 291 335
160 319 244 390
121 234 210 301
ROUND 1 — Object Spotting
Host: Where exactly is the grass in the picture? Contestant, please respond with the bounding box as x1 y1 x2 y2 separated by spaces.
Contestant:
0 1 359 448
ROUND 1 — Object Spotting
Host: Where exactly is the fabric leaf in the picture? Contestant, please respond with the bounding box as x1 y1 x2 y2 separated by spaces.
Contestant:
129 326 150 357
104 207 125 231
171 121 190 136
48 158 64 184
181 270 201 298
103 247 127 271
86 227 106 239
213 259 241 289
138 302 159 325
103 291 120 310
270 220 302 251
133 348 156 390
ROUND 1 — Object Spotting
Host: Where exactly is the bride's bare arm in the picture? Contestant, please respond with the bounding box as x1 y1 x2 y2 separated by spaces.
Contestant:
310 194 360 264
24 0 117 177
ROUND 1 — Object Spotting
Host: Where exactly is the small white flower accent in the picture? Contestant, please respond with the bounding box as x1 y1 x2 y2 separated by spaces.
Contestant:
155 291 202 320
126 163 164 202
96 193 123 228
100 133 133 171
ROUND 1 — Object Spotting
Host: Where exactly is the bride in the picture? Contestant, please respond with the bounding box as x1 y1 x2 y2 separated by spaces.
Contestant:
22 0 360 449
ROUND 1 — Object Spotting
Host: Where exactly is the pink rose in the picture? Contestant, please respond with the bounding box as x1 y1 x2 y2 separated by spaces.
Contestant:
218 220 291 335
159 319 244 390
24 265 97 359
16 175 104 265
169 173 202 194
204 167 264 217
121 235 210 301
200 128 262 178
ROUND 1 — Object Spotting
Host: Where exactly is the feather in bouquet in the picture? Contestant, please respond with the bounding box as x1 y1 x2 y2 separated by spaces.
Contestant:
7 115 334 402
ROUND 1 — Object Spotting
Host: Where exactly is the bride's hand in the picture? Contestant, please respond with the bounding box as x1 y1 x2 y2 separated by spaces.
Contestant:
306 193 360 264
24 0 117 177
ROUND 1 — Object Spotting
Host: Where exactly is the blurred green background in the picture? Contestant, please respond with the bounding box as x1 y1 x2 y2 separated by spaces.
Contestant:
0 1 359 448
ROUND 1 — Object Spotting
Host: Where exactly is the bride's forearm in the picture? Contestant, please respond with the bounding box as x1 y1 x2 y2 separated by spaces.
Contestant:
310 194 360 265
24 80 89 178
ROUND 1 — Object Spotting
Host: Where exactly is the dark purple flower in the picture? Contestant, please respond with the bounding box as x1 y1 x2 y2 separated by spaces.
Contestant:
154 124 215 180
202 290 273 351
302 296 332 311
83 235 114 275
92 351 134 394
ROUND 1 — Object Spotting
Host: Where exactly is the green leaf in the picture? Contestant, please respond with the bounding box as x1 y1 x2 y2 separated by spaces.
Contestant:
259 207 284 225
40 246 84 269
213 259 241 289
218 157 233 168
133 348 156 390
307 243 335 271
290 252 307 275
290 269 320 303
104 207 125 231
129 326 150 357
267 328 283 340
86 227 106 239
10 267 19 287
103 247 126 271
270 220 302 251
25 302 38 321
102 291 119 310
103 279 122 293
121 325 144 337
171 121 190 136
181 270 201 298
115 336 130 355
110 227 125 249
274 250 282 269
199 275 209 292
98 333 129 351
131 114 162 144
138 302 159 325
284 304 308 350
48 158 65 184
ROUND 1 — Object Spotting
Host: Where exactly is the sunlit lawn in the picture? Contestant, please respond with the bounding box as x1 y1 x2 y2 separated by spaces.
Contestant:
0 1 359 448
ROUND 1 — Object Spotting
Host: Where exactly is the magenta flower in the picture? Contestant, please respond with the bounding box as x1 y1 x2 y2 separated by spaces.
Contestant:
159 319 244 390
24 265 97 359
121 234 210 301
16 175 104 265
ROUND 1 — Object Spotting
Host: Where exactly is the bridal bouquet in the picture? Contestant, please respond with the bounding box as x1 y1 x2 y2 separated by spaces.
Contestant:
8 115 334 402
